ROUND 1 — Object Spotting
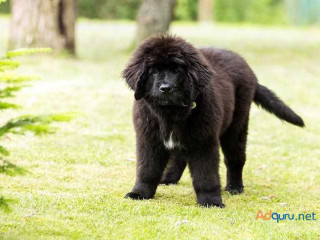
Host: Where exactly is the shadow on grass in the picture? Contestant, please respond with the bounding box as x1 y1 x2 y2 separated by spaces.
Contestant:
0 159 29 176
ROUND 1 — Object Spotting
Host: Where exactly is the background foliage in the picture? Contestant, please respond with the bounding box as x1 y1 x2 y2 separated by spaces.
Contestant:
78 0 141 20
215 0 287 24
1 0 319 25
76 0 288 24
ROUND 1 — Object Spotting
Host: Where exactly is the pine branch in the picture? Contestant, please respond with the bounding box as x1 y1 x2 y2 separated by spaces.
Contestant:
6 48 52 58
0 113 75 137
0 197 13 212
0 102 19 110
0 146 9 156
0 86 24 98
0 73 39 83
0 60 20 71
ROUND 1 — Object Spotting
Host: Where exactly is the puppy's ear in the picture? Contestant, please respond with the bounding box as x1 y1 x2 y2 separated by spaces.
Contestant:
186 52 214 91
134 74 147 100
122 58 147 100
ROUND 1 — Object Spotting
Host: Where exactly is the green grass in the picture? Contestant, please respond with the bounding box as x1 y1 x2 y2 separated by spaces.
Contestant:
1 18 320 239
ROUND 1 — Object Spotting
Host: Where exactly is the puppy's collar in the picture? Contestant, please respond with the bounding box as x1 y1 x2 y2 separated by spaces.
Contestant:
191 102 197 109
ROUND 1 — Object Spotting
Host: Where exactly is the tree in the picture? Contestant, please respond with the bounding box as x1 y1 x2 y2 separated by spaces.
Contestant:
8 0 77 54
198 0 214 22
136 0 177 45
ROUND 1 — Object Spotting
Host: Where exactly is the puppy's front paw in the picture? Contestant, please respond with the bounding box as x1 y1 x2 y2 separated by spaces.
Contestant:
125 192 147 200
199 201 225 208
225 184 244 195
197 194 225 208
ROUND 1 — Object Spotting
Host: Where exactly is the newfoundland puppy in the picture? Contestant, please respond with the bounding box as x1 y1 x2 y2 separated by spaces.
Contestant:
122 35 304 208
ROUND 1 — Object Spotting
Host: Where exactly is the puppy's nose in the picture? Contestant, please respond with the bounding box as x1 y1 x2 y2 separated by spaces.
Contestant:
159 83 173 93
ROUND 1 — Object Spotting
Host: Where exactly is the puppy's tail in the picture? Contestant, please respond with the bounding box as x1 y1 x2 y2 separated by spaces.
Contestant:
254 84 304 127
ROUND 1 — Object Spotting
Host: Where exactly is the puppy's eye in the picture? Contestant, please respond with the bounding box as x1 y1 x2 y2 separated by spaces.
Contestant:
172 69 180 74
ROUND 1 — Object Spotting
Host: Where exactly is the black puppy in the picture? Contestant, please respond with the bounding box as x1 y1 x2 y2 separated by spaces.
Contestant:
122 35 304 208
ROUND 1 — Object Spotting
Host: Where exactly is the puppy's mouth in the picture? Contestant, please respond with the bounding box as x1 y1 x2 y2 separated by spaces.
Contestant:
149 94 190 108
157 99 188 108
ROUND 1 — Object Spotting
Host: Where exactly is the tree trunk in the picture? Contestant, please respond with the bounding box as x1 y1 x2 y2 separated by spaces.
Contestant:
9 0 76 54
198 0 214 22
136 0 176 45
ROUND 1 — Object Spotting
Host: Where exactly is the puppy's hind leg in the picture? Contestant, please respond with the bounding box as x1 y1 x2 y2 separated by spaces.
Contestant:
220 118 249 195
160 155 187 185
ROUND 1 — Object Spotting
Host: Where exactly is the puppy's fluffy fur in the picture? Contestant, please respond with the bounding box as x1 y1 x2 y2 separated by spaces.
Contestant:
123 35 304 207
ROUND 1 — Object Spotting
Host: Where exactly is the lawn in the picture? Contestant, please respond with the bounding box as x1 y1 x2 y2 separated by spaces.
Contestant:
0 17 320 239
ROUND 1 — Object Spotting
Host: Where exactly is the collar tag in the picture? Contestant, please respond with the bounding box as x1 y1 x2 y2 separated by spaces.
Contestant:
191 102 197 109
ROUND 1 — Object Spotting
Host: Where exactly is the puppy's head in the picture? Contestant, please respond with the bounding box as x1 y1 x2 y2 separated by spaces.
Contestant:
123 35 214 108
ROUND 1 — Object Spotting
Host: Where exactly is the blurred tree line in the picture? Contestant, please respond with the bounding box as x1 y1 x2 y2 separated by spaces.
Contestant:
1 0 319 25
54 0 320 25
2 0 319 55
